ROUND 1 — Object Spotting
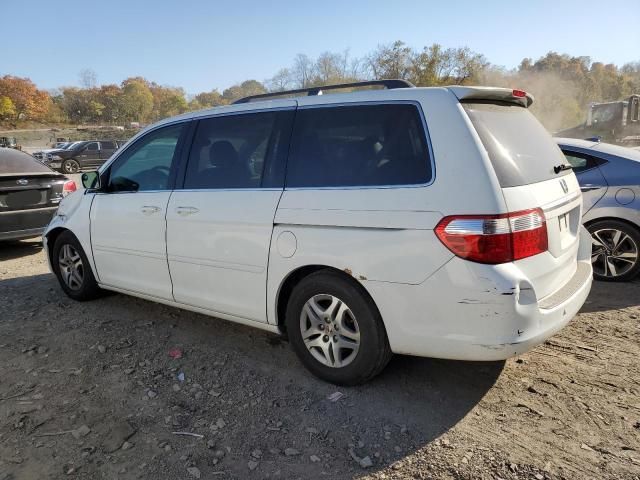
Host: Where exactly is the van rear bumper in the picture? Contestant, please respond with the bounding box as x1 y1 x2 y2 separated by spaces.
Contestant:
366 227 593 361
451 261 592 360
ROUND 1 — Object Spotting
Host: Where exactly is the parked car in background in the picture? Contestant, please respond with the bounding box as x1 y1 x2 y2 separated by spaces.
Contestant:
556 138 640 281
33 141 78 161
0 148 76 241
0 137 21 150
42 140 119 174
44 81 593 385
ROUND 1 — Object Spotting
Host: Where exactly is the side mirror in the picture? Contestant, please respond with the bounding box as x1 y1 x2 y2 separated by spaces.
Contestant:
81 171 101 190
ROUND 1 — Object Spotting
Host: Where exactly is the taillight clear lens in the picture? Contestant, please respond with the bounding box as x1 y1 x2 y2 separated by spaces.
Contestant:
435 208 547 264
62 180 77 196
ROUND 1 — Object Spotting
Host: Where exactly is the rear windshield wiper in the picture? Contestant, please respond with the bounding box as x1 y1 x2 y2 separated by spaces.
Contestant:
553 164 573 174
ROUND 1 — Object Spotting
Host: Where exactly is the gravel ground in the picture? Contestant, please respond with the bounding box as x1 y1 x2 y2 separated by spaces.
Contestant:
0 239 639 480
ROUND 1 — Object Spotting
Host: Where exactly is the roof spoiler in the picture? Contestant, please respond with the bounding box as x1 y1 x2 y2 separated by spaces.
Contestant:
448 86 534 108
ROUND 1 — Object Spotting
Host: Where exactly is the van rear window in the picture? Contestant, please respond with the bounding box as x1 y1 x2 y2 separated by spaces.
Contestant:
286 104 431 188
463 102 571 187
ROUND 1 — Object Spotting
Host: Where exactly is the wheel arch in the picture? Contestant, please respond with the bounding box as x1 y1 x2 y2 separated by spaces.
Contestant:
585 216 640 233
275 264 385 334
45 226 70 267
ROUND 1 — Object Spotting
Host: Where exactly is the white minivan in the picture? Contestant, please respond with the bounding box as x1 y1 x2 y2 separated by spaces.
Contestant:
44 81 593 385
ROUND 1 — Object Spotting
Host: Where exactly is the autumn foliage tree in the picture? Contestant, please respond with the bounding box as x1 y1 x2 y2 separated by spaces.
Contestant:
0 75 50 122
1 47 639 131
0 96 16 120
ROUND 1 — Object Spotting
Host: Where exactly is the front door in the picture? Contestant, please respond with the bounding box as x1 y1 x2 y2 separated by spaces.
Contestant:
99 141 117 163
166 107 295 322
79 142 100 168
90 123 186 300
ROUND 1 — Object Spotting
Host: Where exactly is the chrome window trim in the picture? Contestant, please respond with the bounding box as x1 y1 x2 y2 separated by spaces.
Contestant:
285 100 436 191
99 100 436 193
176 188 283 193
93 190 171 196
194 105 296 120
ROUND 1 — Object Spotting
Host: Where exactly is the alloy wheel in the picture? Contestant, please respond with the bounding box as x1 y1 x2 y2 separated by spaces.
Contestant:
299 294 360 368
64 160 79 174
58 244 84 290
591 228 639 278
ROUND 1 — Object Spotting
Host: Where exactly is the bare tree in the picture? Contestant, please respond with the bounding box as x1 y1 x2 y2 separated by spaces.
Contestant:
267 68 293 92
366 41 414 81
79 68 97 89
292 54 313 88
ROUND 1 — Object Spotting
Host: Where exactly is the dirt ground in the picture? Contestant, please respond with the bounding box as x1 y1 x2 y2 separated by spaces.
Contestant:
0 239 638 480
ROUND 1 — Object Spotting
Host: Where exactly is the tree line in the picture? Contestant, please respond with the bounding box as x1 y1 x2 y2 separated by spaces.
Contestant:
1 41 639 131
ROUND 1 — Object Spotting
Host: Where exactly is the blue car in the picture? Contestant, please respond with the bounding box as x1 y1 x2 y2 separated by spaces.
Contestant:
556 138 640 281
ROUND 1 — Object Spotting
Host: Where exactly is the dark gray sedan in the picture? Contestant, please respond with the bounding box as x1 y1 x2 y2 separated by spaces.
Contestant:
0 148 75 241
556 138 640 281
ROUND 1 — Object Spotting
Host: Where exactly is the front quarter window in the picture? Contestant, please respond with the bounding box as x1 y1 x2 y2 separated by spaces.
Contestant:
107 124 184 192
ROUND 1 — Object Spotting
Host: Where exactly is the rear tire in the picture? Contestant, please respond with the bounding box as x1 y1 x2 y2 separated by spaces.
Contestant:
285 270 392 385
587 220 640 282
52 231 102 301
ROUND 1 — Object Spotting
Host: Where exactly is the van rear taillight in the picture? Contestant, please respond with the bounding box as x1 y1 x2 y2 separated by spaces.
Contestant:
435 208 548 264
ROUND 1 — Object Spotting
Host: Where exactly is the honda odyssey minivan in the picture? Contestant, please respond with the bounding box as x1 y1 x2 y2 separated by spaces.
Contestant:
44 81 593 385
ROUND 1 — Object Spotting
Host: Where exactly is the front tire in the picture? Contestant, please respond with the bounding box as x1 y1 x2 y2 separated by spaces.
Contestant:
285 270 392 385
52 231 102 301
62 159 80 174
587 220 640 282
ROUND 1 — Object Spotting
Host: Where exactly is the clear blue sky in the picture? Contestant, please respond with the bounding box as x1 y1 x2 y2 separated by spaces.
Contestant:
4 0 639 94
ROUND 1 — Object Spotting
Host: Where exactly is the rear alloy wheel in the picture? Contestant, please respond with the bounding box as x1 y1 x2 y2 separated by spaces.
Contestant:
62 159 80 174
300 294 361 368
52 231 102 300
286 270 392 385
588 220 640 282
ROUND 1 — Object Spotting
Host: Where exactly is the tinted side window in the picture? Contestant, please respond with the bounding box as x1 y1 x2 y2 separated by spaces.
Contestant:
86 142 99 151
108 124 184 192
286 104 431 188
101 141 116 149
562 151 601 174
184 111 290 189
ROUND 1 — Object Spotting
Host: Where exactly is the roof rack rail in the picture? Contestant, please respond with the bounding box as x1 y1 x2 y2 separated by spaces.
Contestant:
232 79 415 104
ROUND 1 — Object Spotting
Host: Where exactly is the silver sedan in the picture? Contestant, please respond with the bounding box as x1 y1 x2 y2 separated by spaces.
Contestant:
556 138 640 281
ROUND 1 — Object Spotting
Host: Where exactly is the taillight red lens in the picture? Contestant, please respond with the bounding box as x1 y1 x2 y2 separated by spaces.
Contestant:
512 89 527 98
62 180 77 196
435 208 548 264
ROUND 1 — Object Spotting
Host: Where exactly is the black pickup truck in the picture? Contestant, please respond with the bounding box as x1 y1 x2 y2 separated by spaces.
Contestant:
40 140 120 173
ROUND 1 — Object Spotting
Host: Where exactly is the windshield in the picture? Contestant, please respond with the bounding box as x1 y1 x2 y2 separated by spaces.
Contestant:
463 102 571 187
591 103 622 125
